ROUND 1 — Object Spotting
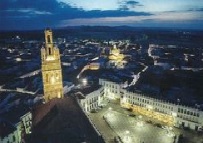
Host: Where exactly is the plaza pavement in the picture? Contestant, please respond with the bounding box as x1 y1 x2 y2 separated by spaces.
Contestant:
88 99 203 143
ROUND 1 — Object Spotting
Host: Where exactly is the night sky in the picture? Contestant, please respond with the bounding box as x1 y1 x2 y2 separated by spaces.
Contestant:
0 0 203 30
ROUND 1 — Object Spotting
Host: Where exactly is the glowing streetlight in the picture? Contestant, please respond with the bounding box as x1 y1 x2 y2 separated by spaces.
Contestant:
108 107 112 111
167 131 175 137
138 115 142 119
82 78 87 85
172 112 177 117
147 105 153 110
107 113 111 118
124 130 130 143
15 58 22 62
165 126 174 137
137 121 144 127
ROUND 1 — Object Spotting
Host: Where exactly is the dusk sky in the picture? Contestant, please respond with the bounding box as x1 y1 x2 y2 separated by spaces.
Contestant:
1 0 203 30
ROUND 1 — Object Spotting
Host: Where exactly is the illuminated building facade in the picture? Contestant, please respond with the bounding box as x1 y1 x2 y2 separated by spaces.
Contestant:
41 29 63 103
108 45 127 69
99 78 203 130
120 90 203 130
74 86 104 112
99 78 121 99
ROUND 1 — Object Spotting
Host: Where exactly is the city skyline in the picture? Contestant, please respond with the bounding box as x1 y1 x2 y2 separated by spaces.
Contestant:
1 0 203 30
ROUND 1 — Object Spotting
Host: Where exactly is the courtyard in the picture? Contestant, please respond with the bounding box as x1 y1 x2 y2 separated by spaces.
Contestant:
88 100 176 143
88 99 203 143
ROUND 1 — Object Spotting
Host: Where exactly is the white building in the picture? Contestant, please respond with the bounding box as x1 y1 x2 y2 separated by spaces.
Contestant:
0 111 32 143
75 77 203 130
74 85 104 112
98 78 203 130
99 78 123 99
120 90 203 130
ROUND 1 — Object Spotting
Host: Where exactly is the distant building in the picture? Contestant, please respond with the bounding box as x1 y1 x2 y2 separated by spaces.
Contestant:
41 29 63 103
107 45 127 69
154 59 173 70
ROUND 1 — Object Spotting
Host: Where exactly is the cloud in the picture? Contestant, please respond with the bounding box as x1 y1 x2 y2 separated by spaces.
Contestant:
59 11 203 28
126 1 139 6
0 0 203 30
0 0 153 30
187 8 203 12
119 0 142 10
4 8 52 15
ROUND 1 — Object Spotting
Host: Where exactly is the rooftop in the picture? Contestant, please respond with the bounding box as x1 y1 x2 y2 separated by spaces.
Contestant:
74 85 102 96
1 105 30 124
81 68 136 84
0 121 15 138
30 97 105 143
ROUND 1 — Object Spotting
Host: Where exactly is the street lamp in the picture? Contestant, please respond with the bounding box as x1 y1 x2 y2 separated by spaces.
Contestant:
107 113 111 118
172 112 177 117
137 121 144 127
166 126 174 137
108 107 112 111
82 78 87 85
124 130 130 143
136 115 144 127
138 115 142 120
147 105 153 109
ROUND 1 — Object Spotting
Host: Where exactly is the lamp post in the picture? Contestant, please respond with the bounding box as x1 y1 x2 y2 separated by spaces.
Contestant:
137 115 143 127
124 130 130 143
108 107 112 111
82 78 88 86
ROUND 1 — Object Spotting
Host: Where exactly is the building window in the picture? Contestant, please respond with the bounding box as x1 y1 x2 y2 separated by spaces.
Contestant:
47 35 51 43
48 47 51 55
46 74 49 83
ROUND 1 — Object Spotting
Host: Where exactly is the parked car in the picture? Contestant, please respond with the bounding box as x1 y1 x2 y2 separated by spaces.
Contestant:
146 120 152 124
127 108 133 112
90 109 97 113
154 123 162 128
129 114 136 117
198 127 203 132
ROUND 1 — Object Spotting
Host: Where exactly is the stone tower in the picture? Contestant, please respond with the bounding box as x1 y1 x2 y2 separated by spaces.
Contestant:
41 29 63 103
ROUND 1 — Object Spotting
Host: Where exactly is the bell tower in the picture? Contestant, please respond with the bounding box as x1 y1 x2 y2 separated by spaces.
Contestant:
41 29 63 103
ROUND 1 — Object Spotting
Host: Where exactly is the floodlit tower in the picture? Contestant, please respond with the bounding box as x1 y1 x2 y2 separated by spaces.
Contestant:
41 29 63 103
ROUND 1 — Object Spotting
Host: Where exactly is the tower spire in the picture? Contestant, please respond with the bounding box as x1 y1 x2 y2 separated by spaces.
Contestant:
41 29 64 103
44 29 54 56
